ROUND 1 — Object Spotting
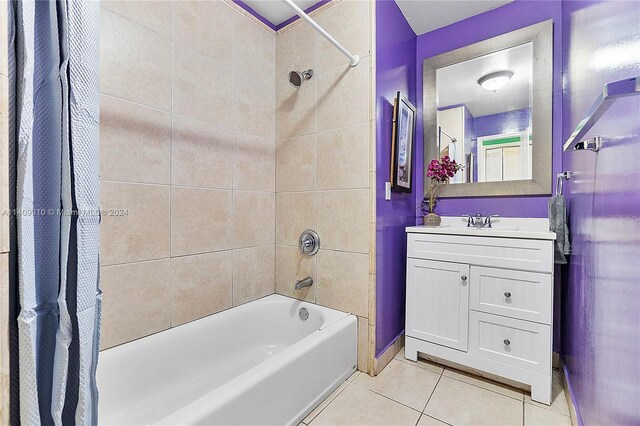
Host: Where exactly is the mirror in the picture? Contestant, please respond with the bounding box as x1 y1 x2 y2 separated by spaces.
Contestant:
424 20 553 198
437 43 532 184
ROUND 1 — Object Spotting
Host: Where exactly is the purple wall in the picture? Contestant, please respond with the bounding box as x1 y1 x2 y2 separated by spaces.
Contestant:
474 108 531 138
561 1 640 425
374 0 416 357
415 0 563 218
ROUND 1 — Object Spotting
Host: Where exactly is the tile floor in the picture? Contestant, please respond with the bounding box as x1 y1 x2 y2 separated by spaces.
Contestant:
301 349 572 426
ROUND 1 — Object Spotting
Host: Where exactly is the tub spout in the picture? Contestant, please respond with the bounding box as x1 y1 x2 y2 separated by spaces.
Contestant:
295 276 313 290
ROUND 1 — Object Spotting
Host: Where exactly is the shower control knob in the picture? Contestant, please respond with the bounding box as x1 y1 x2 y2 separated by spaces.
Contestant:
299 229 320 256
503 339 511 346
504 292 511 298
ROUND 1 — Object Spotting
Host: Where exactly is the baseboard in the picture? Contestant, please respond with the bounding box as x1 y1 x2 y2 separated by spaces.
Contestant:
372 333 404 375
561 361 580 426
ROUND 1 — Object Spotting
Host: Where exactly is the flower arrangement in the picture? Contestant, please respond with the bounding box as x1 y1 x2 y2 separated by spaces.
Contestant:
421 156 462 221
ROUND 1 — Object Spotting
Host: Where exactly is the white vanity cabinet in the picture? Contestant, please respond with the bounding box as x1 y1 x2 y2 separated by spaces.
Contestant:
404 223 556 404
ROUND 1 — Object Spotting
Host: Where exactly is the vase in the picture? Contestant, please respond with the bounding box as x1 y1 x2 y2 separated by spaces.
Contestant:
423 212 441 227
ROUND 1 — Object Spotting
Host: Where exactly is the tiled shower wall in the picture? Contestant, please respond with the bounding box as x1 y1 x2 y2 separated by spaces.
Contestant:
0 3 9 421
99 1 277 349
274 0 376 372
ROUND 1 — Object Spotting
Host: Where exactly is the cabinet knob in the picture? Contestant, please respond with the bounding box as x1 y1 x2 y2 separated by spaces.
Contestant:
503 339 511 346
461 275 467 281
504 292 511 298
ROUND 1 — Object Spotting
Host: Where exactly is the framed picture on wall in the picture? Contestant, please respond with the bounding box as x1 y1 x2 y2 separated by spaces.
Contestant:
390 91 417 193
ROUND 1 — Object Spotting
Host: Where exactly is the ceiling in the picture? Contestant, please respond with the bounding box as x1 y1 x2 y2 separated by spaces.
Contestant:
437 42 533 117
242 0 320 26
244 0 513 32
393 0 513 35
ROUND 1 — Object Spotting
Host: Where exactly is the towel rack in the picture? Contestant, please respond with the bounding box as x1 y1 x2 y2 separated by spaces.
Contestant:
564 76 640 152
556 171 571 195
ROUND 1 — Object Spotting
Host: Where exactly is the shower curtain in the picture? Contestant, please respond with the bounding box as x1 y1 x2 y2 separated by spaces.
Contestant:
10 0 101 424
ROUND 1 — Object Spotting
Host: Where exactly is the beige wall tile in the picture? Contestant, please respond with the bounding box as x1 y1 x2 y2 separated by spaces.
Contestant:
276 22 315 90
172 0 234 67
100 259 171 349
101 182 170 266
173 47 233 128
172 115 233 189
314 0 371 74
317 56 370 133
100 9 171 110
357 316 369 372
317 123 370 190
275 134 316 192
171 187 233 256
233 245 275 305
275 245 315 302
101 1 172 37
233 132 275 192
317 190 369 253
100 95 171 184
0 253 8 425
276 80 317 141
317 250 369 317
0 77 8 253
275 192 316 246
233 191 275 248
234 12 276 90
234 74 276 140
171 251 233 326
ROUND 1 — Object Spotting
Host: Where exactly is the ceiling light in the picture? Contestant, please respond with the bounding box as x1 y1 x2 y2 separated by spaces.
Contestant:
477 70 514 91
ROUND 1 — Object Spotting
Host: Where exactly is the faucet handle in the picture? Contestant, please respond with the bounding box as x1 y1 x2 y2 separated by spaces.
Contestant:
484 214 500 228
461 214 473 227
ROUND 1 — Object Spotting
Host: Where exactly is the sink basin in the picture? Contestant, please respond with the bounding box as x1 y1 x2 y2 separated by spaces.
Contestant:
407 217 555 240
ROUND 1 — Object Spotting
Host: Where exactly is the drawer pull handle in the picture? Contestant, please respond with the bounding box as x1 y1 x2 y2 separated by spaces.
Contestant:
461 275 467 281
504 292 511 298
503 339 511 346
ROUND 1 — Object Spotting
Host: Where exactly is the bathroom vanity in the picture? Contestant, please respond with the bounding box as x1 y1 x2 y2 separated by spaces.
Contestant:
404 217 556 404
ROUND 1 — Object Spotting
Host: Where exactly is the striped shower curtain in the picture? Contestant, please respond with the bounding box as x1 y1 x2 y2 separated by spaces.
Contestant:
10 0 101 424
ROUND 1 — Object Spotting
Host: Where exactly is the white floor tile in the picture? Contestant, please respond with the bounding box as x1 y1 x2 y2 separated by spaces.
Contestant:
310 384 421 426
354 359 440 411
525 403 572 426
417 414 450 425
425 376 524 426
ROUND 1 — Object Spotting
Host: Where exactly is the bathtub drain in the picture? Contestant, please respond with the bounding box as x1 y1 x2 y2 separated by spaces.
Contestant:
299 307 309 321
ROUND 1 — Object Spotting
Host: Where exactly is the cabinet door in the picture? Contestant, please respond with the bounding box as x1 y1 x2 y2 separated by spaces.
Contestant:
406 259 470 351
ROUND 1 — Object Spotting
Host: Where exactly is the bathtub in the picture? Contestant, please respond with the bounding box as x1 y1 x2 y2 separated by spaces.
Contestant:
97 294 357 425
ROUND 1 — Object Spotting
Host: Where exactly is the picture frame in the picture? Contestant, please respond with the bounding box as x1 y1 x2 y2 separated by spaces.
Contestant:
390 91 417 192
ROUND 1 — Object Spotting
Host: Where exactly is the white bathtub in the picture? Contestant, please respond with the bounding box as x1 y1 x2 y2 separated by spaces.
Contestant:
97 294 357 425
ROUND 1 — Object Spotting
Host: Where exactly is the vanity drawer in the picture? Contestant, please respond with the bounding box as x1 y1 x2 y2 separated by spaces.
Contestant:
407 233 553 273
469 311 551 374
470 267 552 324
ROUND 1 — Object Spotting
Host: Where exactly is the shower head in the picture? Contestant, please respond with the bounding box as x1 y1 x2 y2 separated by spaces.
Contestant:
289 69 313 87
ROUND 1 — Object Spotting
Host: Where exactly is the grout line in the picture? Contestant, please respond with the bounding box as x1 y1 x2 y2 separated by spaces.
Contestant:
422 373 443 413
348 380 423 415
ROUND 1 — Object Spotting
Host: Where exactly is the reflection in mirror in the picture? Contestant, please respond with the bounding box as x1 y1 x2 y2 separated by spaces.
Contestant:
436 43 533 184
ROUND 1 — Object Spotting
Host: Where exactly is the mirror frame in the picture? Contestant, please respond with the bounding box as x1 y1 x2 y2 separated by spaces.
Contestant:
423 20 553 198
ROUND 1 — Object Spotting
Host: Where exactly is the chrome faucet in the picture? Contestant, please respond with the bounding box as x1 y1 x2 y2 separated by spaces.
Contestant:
462 213 500 228
295 276 313 290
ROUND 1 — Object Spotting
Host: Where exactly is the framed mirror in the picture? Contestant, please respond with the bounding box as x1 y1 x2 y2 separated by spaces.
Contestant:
423 20 553 198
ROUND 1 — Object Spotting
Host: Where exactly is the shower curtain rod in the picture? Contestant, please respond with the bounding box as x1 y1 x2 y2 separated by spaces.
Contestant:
281 0 360 67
